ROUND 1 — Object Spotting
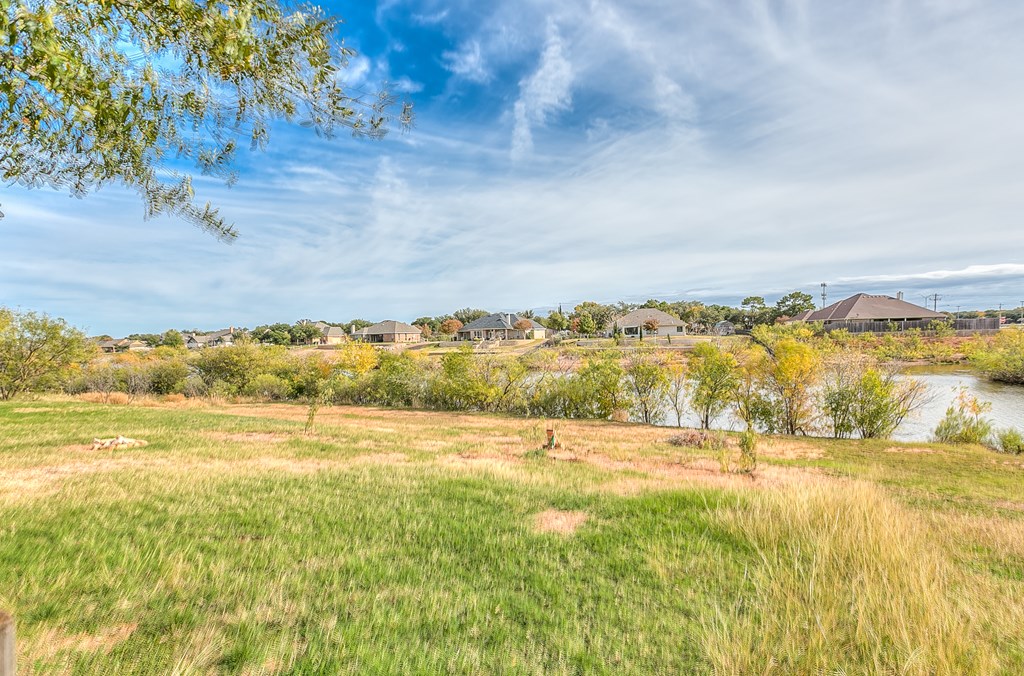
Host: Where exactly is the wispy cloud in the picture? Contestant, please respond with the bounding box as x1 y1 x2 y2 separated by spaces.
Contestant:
511 21 574 160
4 0 1024 333
442 40 491 83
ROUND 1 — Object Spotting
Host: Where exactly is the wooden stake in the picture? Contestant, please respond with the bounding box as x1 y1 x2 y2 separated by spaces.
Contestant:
0 611 14 676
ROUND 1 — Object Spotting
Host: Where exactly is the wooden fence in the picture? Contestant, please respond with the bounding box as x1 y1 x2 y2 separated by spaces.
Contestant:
821 318 1000 335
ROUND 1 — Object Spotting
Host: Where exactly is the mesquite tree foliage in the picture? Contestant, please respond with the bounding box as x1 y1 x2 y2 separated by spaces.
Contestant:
1 1 411 240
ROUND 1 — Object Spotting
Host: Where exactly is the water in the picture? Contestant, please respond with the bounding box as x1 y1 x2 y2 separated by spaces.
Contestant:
892 366 1024 442
657 366 1024 442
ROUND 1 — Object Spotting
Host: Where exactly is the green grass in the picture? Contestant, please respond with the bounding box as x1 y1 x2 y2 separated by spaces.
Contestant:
1 398 1023 673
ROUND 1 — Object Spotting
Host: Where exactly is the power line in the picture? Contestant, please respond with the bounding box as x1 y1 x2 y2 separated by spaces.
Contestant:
925 293 942 312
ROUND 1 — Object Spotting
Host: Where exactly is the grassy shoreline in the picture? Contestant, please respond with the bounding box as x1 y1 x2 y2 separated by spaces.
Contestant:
2 397 1022 673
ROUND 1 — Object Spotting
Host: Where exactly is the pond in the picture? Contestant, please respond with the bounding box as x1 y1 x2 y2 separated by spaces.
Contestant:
657 365 1024 443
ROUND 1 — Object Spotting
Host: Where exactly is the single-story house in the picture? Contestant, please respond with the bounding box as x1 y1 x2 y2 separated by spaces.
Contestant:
610 308 686 337
786 294 945 325
351 320 423 344
456 313 549 341
185 328 236 349
314 321 347 345
96 338 150 353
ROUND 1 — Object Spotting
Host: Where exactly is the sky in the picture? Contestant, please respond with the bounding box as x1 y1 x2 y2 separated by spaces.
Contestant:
3 0 1024 335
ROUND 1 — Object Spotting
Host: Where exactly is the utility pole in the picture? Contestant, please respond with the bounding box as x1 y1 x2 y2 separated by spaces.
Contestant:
820 282 827 309
926 293 942 312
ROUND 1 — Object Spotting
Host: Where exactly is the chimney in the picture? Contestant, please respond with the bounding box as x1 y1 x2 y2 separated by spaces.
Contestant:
896 291 904 301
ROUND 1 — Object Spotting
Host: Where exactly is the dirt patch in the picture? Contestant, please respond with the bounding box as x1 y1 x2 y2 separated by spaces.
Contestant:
759 439 825 460
993 500 1024 512
208 431 291 444
534 509 588 535
12 407 54 413
350 452 408 465
885 446 937 455
32 623 138 657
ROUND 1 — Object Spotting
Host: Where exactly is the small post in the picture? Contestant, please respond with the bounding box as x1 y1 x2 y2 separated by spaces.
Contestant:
0 610 14 676
546 428 556 449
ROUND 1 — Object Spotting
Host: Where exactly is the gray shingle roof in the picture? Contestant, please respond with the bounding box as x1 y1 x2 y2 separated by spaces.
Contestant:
458 313 544 332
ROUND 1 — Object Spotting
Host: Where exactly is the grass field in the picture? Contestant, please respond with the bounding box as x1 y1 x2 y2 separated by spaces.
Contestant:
2 397 1023 674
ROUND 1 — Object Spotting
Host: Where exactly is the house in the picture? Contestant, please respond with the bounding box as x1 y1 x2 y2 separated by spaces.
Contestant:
610 308 686 337
456 313 550 341
314 321 347 345
787 293 945 325
351 320 423 344
185 328 236 349
96 338 150 353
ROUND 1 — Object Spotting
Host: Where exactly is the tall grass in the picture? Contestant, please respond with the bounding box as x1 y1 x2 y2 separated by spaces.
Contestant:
700 482 1000 674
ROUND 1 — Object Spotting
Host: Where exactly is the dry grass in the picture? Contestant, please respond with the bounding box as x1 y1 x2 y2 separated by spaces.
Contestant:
533 509 588 535
2 398 1022 673
699 482 1010 674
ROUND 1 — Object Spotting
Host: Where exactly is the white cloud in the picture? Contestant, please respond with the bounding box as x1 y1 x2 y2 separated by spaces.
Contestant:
511 22 574 160
5 0 1024 333
392 76 424 93
839 265 1024 284
442 40 491 83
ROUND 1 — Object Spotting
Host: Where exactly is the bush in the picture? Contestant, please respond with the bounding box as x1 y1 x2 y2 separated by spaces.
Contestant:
993 428 1024 454
933 389 993 445
970 330 1024 384
243 374 292 401
666 429 726 450
738 430 758 472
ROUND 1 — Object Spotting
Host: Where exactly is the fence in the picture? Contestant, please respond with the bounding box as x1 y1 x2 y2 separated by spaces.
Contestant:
822 318 1000 335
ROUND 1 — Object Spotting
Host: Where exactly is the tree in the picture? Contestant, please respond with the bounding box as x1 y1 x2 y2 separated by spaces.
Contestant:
687 342 738 429
666 361 688 427
576 311 597 336
453 308 489 325
572 302 615 333
161 329 184 348
513 319 533 333
775 291 816 319
0 307 94 399
641 318 659 341
291 322 322 345
624 350 670 424
756 339 820 435
439 318 463 336
1 1 411 239
740 296 772 328
543 311 569 331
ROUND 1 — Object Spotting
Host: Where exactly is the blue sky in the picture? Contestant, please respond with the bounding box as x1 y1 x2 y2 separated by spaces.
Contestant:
3 0 1024 335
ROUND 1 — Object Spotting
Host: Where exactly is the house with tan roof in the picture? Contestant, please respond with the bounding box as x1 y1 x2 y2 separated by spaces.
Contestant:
185 328 236 349
610 308 687 337
314 321 347 345
351 320 423 344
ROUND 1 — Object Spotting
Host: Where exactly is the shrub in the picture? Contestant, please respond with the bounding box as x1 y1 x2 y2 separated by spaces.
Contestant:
993 428 1024 454
970 330 1024 384
666 429 726 450
243 374 292 401
933 388 993 445
738 430 758 472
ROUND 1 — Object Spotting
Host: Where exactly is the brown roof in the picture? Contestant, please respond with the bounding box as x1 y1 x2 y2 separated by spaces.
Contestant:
802 294 945 322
